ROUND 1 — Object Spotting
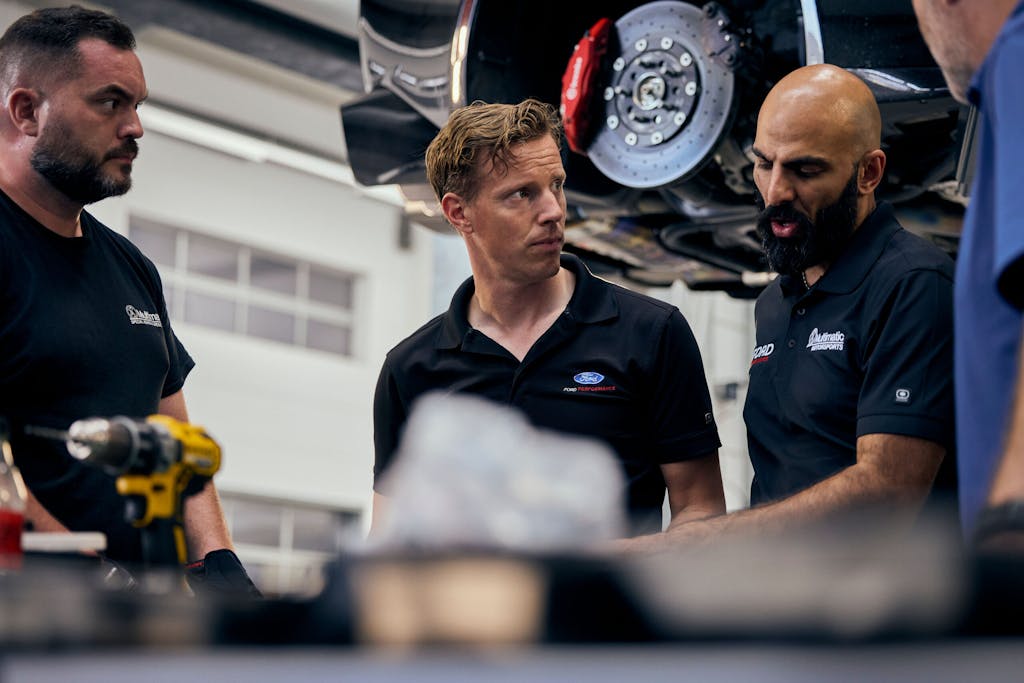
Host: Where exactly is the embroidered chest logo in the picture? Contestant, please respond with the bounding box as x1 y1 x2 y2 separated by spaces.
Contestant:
750 343 775 367
563 371 617 393
807 327 845 352
125 304 162 328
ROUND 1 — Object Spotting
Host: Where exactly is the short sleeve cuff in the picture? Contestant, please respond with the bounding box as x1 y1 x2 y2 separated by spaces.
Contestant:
652 428 722 464
161 353 195 398
857 413 952 449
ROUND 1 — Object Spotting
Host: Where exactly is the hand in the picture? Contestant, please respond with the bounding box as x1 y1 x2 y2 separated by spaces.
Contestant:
185 549 262 598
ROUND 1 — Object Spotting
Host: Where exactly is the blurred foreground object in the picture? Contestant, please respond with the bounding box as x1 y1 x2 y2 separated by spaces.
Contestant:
25 415 258 597
0 419 28 570
372 392 626 551
2 512 1024 650
342 508 982 646
624 511 967 640
64 415 220 568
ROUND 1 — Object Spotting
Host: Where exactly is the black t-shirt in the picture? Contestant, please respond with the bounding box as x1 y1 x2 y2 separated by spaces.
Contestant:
374 254 721 534
743 203 956 506
0 188 194 562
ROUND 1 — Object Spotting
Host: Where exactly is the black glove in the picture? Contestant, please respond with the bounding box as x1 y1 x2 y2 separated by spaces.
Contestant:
185 549 262 598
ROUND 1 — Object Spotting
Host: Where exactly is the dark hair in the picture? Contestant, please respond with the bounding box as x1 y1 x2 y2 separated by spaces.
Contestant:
0 5 136 90
425 98 563 203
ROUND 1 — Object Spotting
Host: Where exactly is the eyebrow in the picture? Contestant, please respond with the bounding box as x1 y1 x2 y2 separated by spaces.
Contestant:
92 84 148 104
751 147 829 168
493 170 566 194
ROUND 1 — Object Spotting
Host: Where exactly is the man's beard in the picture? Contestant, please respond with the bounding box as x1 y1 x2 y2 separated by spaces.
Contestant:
30 118 137 204
755 171 860 277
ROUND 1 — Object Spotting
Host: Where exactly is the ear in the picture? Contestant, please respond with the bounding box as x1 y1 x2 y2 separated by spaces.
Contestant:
441 192 473 236
858 149 886 195
6 87 42 136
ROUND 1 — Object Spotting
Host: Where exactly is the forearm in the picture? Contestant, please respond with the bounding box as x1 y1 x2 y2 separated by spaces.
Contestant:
682 462 925 538
23 489 69 533
665 503 723 529
182 480 232 561
624 466 880 549
625 435 942 551
156 391 231 559
614 454 725 551
664 454 727 529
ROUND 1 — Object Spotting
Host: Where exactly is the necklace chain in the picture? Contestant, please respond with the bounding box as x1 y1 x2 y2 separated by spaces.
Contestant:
801 270 811 290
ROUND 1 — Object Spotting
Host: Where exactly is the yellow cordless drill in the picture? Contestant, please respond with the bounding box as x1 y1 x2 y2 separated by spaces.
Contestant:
64 415 221 567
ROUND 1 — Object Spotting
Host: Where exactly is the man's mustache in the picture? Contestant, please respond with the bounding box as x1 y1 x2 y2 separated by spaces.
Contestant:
759 202 806 225
104 139 139 160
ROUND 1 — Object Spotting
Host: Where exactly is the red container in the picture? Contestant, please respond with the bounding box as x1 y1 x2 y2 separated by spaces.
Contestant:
0 508 24 569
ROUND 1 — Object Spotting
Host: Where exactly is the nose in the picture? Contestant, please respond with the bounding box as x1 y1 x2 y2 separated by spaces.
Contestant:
538 186 566 225
121 107 144 140
761 167 795 207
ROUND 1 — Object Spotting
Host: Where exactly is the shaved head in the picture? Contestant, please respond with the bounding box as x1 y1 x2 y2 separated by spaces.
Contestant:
758 64 881 161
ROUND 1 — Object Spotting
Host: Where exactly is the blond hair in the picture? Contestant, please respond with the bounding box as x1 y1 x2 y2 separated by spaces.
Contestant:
425 98 563 203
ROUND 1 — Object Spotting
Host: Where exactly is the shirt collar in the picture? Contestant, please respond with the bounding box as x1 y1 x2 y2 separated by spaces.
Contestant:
435 253 618 349
812 201 901 295
968 0 1024 106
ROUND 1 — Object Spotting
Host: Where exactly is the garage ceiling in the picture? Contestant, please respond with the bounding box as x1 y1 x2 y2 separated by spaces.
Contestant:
94 0 364 93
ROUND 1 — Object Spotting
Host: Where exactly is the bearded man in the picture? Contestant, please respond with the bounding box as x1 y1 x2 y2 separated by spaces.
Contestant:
622 65 956 550
0 7 254 591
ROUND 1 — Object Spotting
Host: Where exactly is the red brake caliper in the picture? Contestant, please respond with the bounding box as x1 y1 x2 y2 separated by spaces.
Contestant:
560 17 613 155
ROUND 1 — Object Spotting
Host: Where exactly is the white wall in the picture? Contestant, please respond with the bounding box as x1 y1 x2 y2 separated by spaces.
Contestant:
90 132 434 512
660 284 756 512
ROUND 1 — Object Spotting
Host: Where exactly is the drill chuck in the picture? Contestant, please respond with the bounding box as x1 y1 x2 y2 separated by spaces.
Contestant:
64 415 220 478
66 416 166 475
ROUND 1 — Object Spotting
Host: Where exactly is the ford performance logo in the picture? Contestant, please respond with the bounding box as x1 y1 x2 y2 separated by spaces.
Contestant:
574 371 605 385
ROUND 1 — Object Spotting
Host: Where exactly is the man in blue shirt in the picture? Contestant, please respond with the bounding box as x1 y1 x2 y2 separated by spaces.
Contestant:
913 0 1024 538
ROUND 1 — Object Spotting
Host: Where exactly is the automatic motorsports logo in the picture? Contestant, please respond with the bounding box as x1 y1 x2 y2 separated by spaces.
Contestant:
125 304 162 327
563 371 617 393
807 328 845 352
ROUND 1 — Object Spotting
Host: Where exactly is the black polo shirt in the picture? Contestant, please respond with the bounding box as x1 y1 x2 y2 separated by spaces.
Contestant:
374 253 721 534
743 202 956 506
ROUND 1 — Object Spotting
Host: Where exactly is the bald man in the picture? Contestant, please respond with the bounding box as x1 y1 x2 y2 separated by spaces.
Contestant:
913 0 1024 543
621 66 956 549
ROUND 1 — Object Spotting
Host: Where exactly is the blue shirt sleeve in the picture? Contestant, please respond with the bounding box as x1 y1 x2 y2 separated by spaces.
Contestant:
992 33 1024 309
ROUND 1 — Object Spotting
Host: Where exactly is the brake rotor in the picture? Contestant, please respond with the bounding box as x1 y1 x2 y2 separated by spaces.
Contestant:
587 1 736 189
